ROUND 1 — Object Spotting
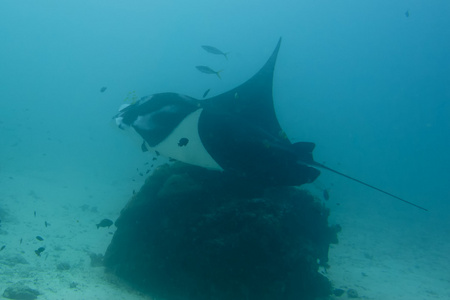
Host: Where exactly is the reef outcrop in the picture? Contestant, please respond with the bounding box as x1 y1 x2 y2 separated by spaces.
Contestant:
104 162 340 300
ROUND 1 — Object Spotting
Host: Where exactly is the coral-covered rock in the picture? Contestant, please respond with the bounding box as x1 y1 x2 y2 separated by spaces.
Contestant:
2 282 40 300
104 163 339 300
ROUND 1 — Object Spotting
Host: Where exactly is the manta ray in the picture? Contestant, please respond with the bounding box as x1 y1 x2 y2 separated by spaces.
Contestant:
113 38 427 211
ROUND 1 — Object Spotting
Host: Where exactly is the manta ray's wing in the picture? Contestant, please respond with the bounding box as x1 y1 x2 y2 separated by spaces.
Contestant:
202 38 284 140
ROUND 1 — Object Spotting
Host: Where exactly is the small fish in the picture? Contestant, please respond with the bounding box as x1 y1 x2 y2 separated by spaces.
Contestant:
44 221 50 227
34 211 36 217
141 140 148 152
201 45 228 60
35 247 45 257
178 137 189 147
96 219 114 229
323 189 330 201
196 66 222 79
20 238 22 244
100 86 107 93
202 88 211 98
36 236 44 241
405 10 410 18
0 245 5 251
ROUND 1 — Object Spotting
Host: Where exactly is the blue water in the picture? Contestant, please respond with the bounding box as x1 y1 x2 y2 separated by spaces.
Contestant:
1 0 449 298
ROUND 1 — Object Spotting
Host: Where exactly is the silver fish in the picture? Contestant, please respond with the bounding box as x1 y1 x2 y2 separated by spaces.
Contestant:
196 66 222 79
201 45 228 60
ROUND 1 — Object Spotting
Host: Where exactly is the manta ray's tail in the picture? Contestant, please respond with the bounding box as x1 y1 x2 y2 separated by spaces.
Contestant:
312 161 428 212
291 142 428 211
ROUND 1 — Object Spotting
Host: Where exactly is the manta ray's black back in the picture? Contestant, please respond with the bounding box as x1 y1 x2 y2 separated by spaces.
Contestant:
198 38 321 186
203 38 284 141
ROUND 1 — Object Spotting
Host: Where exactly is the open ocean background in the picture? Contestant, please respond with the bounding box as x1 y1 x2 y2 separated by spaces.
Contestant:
1 1 449 299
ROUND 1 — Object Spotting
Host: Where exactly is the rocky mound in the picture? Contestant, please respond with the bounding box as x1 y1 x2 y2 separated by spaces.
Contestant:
104 163 340 300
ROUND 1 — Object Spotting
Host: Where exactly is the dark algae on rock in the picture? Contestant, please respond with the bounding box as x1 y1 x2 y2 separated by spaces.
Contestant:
104 163 340 300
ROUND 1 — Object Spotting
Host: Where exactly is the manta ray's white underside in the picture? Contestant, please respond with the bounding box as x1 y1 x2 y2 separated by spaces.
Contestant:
142 108 223 171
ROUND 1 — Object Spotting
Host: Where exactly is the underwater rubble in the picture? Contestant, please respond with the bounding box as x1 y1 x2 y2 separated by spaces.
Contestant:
104 162 340 300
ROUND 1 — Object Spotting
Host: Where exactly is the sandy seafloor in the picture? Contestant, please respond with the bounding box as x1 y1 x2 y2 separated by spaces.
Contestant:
1 162 449 300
